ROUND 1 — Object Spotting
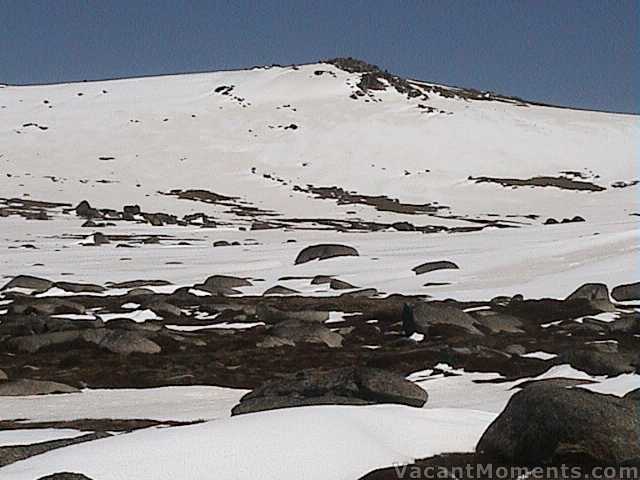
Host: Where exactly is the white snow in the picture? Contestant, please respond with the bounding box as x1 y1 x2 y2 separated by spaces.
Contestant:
0 428 83 447
0 405 494 480
520 351 558 360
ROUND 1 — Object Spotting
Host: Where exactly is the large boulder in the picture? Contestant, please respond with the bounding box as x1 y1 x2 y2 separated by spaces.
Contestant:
403 302 484 337
477 383 640 465
566 283 615 312
412 260 459 275
1 275 53 293
294 244 359 264
0 379 79 396
612 282 640 302
262 320 343 348
231 367 427 415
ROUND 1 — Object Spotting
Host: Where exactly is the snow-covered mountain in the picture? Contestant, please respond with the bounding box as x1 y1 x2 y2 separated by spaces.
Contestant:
0 59 638 479
0 58 637 298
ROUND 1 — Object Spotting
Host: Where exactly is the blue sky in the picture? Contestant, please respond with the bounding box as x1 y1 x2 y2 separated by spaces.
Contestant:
1 0 638 113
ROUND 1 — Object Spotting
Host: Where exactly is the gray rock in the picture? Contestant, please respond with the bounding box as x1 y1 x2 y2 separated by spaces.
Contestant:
404 302 484 336
8 331 83 353
566 283 615 312
196 275 252 294
0 379 79 396
231 367 427 415
1 275 53 293
339 288 378 298
608 315 640 334
256 303 329 323
263 285 299 295
9 298 86 316
106 279 171 289
473 311 525 334
147 300 182 318
329 278 357 290
294 244 359 265
0 369 7 381
310 275 333 285
54 281 105 293
477 383 640 465
91 329 161 355
612 282 640 302
560 350 635 376
256 335 296 348
504 344 526 356
268 319 343 348
37 473 97 480
412 260 459 275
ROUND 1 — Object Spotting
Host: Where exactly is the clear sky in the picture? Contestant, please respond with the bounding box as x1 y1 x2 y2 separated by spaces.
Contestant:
1 0 638 113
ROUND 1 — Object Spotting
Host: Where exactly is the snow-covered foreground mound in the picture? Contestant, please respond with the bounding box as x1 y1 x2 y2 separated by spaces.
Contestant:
0 405 493 480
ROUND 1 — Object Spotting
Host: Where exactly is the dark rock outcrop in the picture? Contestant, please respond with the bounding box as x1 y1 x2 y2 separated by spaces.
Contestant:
231 367 427 415
477 383 640 466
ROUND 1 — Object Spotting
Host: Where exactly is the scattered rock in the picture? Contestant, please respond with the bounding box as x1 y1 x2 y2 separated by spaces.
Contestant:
263 285 300 295
265 320 343 348
38 474 95 480
54 281 105 293
294 244 359 265
256 304 329 323
473 311 525 334
412 260 459 275
559 349 635 376
566 283 615 312
1 275 53 293
196 275 252 294
404 302 483 337
612 282 640 301
476 383 640 465
329 278 357 290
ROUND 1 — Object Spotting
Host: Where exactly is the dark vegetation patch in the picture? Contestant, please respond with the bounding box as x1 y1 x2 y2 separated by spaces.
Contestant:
163 189 278 217
469 176 606 192
294 185 448 215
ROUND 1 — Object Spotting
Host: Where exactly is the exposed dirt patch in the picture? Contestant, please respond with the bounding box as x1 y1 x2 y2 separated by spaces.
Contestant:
294 185 448 215
469 176 606 192
163 189 278 217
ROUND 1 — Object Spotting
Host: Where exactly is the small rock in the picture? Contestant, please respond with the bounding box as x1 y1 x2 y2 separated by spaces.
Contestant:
612 281 640 301
412 260 459 275
294 244 359 265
